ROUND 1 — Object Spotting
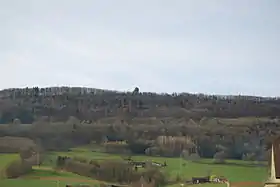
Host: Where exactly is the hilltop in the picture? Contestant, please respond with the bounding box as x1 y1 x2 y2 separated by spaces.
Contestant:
0 86 279 124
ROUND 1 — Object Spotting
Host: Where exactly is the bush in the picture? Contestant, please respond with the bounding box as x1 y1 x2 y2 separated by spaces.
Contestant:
24 154 44 166
73 156 88 163
5 160 32 178
213 151 227 164
56 156 71 168
242 153 256 161
89 160 100 167
97 160 134 182
12 118 21 125
145 147 161 156
64 160 93 177
19 147 34 160
142 168 167 187
175 173 181 182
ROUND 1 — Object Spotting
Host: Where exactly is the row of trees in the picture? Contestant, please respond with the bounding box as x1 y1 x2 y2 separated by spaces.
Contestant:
56 155 166 186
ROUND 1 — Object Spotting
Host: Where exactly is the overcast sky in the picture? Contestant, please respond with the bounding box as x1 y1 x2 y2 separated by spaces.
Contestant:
1 0 279 96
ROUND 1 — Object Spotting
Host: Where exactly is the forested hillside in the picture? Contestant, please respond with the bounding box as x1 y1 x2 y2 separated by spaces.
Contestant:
0 86 280 123
0 86 279 161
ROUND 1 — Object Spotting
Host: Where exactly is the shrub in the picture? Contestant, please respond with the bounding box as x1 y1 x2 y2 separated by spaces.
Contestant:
24 154 44 166
64 160 93 177
56 156 71 168
242 153 256 161
213 151 227 164
97 160 134 182
73 156 88 163
5 160 32 178
19 147 34 160
145 147 161 156
89 160 100 168
12 118 21 125
175 173 181 182
142 168 167 187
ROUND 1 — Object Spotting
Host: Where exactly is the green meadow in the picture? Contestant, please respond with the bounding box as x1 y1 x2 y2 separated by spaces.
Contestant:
45 147 267 182
0 146 268 187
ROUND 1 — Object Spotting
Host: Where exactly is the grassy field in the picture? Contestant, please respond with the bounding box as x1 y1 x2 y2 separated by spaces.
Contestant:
0 146 268 187
0 163 99 187
0 179 100 187
0 154 19 169
0 153 99 187
44 147 268 182
0 154 20 178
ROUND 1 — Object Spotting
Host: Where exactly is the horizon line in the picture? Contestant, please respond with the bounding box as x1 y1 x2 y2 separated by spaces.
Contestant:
0 85 279 99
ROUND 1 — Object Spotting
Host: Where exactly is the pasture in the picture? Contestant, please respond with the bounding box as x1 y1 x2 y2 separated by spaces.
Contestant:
0 154 19 169
0 179 99 187
0 153 99 187
44 147 268 182
0 145 268 187
0 165 100 187
0 154 20 178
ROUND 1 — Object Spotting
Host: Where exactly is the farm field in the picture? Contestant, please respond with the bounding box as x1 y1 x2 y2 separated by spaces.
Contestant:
0 146 268 187
0 165 100 187
0 154 19 169
44 146 268 182
0 179 100 187
0 153 20 179
0 153 100 187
